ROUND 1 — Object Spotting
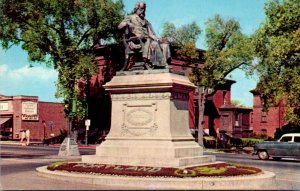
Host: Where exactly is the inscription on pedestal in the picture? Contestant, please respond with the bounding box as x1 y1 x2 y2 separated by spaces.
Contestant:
127 108 153 126
172 92 189 101
121 103 158 136
111 93 171 101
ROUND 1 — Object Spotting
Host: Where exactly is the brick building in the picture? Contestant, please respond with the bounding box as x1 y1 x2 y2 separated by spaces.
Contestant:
0 95 66 141
219 105 252 138
250 90 287 138
192 80 252 139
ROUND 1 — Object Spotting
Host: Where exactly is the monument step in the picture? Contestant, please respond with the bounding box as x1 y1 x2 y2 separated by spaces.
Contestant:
177 155 216 167
82 154 215 168
95 145 203 158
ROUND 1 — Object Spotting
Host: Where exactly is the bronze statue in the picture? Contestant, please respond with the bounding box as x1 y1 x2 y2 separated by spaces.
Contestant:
118 2 170 71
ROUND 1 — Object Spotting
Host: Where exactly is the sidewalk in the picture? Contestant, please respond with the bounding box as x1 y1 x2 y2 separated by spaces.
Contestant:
204 146 254 154
0 140 96 149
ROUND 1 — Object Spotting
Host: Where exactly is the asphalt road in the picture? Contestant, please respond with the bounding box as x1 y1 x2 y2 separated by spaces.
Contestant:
206 151 300 190
0 144 130 190
1 144 300 190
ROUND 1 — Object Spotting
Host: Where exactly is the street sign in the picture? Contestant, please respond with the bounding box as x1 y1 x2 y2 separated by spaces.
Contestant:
84 119 91 145
85 119 90 130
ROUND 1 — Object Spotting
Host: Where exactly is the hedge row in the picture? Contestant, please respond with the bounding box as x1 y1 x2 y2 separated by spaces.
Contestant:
241 138 265 147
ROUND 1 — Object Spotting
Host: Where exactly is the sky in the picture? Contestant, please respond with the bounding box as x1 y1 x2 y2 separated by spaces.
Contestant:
0 0 268 106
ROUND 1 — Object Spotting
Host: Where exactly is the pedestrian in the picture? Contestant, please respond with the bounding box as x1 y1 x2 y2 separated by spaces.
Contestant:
25 129 30 146
20 130 26 145
20 129 30 146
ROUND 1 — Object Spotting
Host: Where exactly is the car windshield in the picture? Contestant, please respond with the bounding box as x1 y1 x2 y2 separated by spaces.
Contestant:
280 136 292 142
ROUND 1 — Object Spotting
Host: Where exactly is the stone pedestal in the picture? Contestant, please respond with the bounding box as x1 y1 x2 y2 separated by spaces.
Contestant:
82 70 215 167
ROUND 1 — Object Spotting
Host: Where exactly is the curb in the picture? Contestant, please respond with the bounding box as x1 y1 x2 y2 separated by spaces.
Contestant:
48 144 96 149
36 166 277 190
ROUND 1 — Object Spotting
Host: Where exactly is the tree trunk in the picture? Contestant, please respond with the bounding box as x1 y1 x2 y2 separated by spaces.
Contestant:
197 86 206 147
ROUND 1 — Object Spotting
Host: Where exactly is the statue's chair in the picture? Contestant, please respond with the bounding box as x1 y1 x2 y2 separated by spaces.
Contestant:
121 27 152 71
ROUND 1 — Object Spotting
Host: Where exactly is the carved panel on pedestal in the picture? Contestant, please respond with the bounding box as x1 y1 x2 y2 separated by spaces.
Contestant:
121 103 158 136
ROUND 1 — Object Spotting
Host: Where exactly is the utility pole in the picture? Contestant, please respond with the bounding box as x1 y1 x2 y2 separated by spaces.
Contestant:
197 86 205 147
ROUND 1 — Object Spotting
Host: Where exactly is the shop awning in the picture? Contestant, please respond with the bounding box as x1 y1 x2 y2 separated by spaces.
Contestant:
0 117 11 125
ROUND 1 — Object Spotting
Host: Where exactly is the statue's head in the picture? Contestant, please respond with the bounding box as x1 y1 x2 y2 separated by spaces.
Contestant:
133 2 146 18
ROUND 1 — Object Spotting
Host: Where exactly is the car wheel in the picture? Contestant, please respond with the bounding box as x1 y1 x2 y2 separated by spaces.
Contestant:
273 157 281 160
258 150 269 160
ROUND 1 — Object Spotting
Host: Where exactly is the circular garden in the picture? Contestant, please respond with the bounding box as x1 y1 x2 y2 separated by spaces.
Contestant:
47 161 262 178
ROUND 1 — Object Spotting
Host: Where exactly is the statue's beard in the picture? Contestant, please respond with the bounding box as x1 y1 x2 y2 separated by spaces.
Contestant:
138 13 145 18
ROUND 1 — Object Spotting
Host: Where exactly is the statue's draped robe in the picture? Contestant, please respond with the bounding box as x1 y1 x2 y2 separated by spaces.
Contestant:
120 14 170 67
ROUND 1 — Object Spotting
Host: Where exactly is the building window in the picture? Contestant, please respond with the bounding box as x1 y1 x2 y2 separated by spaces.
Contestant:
242 113 249 126
222 115 229 127
235 113 240 126
223 90 227 105
261 111 267 123
260 128 267 135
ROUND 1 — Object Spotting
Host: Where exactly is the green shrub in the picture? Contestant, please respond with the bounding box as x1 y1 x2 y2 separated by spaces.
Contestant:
241 138 264 147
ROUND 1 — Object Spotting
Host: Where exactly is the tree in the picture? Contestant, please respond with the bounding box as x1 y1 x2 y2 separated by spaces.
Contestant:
251 0 300 124
231 100 242 106
231 100 249 108
162 15 254 146
162 21 201 61
0 0 125 120
194 15 254 146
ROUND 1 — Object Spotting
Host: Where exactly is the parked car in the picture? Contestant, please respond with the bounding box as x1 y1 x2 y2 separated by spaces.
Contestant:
253 133 300 160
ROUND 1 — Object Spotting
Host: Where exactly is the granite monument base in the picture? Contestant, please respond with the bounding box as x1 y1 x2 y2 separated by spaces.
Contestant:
82 70 215 167
58 137 80 156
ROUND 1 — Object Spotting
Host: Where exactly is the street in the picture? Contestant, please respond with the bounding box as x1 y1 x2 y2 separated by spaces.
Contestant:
208 152 300 190
1 144 300 190
0 144 128 190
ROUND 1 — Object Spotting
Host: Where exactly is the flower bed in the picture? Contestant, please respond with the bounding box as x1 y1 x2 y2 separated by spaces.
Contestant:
47 162 262 178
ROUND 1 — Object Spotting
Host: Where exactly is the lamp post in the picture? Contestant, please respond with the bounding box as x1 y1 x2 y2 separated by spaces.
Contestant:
85 119 90 145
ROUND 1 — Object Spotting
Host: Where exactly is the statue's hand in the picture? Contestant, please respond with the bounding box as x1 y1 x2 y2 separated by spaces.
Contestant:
159 38 169 43
127 22 135 29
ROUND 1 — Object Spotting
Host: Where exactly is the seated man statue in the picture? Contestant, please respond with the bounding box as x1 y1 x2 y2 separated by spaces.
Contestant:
118 2 171 70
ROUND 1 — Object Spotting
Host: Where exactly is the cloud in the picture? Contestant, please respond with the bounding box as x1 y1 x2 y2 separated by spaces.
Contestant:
7 65 57 81
0 64 59 102
0 64 8 74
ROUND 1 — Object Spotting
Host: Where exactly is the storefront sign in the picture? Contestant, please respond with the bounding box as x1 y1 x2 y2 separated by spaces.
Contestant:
22 114 39 120
22 101 38 121
22 101 37 115
0 102 9 111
